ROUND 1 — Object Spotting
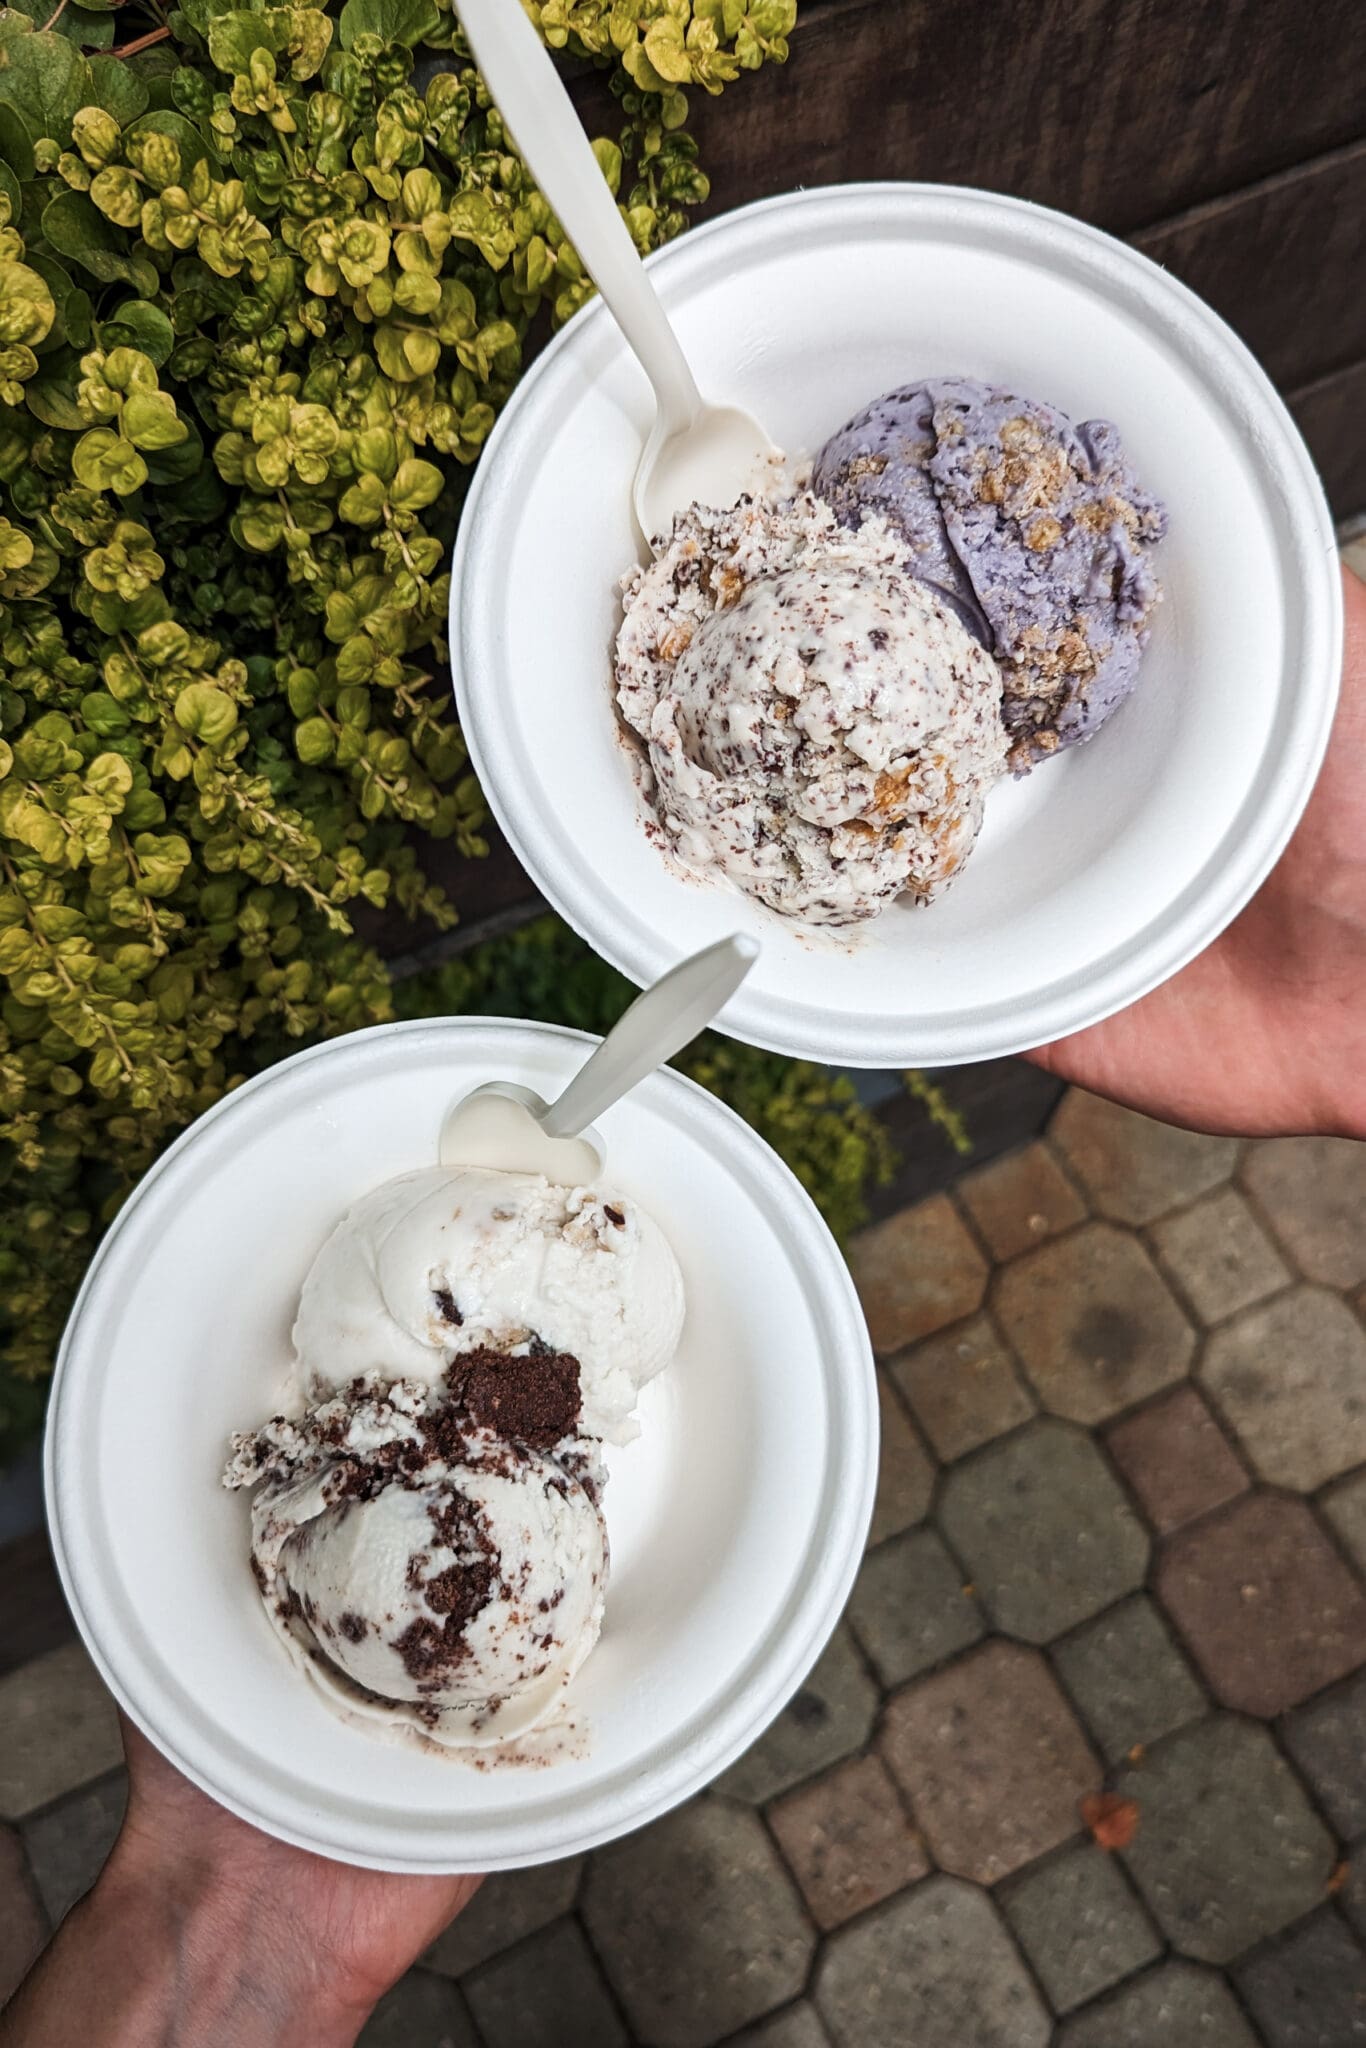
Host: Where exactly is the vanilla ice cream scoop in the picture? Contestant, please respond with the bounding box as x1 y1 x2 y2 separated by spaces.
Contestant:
227 1375 607 1748
615 491 1007 924
293 1164 684 1444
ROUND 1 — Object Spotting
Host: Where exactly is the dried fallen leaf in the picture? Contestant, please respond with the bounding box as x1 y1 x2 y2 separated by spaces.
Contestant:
1127 1743 1146 1766
1081 1792 1140 1852
1328 1860 1351 1895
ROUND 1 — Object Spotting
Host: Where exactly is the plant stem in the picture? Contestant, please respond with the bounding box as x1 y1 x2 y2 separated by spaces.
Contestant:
40 0 71 32
111 23 171 55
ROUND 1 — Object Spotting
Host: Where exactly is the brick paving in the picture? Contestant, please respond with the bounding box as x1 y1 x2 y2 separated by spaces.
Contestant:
3 1084 1366 2044
767 1756 929 1929
1105 1382 1250 1533
994 1222 1195 1422
999 1842 1161 2012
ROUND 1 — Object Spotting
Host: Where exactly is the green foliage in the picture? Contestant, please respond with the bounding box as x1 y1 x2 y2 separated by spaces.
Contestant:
397 915 897 1245
0 0 795 1458
903 1068 973 1156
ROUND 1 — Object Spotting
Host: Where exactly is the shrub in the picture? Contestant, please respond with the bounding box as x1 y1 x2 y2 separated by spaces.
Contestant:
0 0 800 1454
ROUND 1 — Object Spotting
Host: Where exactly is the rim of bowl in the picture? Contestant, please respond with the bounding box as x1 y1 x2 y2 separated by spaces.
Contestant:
45 1016 877 1870
450 181 1343 1068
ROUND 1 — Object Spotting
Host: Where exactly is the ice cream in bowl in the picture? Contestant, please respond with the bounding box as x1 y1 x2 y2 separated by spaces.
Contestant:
610 370 1167 925
451 184 1342 1067
224 1162 683 1753
45 1017 875 1869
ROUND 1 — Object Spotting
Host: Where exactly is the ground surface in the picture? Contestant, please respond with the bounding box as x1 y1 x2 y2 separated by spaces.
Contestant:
4 1087 1366 2047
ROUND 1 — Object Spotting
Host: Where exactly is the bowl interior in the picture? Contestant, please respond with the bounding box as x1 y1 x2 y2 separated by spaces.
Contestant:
47 1021 873 1870
453 185 1339 1066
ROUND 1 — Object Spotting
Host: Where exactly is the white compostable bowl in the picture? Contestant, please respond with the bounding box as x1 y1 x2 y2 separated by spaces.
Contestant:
451 182 1342 1066
45 1018 875 1871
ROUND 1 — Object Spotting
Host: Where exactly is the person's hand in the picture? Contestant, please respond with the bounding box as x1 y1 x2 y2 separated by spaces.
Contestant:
2 1718 481 2047
1028 563 1366 1139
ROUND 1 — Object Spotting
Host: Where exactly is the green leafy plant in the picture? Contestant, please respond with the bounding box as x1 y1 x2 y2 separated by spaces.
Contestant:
0 0 796 1455
904 1067 972 1156
396 914 897 1242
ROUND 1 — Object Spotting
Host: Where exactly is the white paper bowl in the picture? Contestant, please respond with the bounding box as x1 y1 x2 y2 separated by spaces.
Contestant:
451 183 1342 1067
45 1020 875 1871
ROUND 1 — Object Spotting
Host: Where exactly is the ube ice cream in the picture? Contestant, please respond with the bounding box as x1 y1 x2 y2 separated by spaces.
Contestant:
226 1163 684 1751
294 1164 684 1445
615 491 1007 925
813 378 1166 771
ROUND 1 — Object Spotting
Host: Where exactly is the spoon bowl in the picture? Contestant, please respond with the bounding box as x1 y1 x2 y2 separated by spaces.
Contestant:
439 933 760 1182
634 401 775 549
439 1082 604 1185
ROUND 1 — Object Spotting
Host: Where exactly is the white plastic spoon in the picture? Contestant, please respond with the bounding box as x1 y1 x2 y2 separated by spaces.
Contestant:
439 933 760 1182
456 0 774 544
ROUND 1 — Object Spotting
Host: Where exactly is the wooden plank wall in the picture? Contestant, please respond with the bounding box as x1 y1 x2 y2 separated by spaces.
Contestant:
577 0 1366 514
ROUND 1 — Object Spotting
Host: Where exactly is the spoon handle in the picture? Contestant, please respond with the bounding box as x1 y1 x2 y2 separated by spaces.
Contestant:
541 934 760 1139
457 0 702 438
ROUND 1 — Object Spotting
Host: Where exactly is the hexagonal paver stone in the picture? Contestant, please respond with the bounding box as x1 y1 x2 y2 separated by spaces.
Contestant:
1235 1908 1366 2048
881 1641 1099 1884
1158 1493 1366 1717
1283 1669 1366 1838
889 1315 1034 1463
1244 1136 1366 1290
1000 1841 1160 2014
958 1142 1087 1263
1200 1289 1366 1491
768 1755 929 1930
357 1970 477 2048
0 1644 122 1821
1151 1186 1291 1324
1057 1962 1259 2048
725 2003 831 2048
847 1526 985 1688
0 1823 47 2006
423 1856 582 1977
464 1919 627 2048
21 1772 126 1924
582 1799 813 2048
718 1626 878 1804
1105 1385 1249 1535
1052 1595 1206 1765
939 1421 1149 1643
1323 1471 1366 1580
850 1195 988 1354
995 1224 1195 1425
815 1877 1050 2048
1050 1091 1239 1226
867 1374 934 1546
1114 1718 1334 1962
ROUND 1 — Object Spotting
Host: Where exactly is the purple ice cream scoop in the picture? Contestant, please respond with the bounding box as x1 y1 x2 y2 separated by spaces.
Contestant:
812 378 1167 771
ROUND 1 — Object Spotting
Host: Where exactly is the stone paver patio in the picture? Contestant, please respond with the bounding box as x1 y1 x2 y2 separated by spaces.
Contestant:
3 1086 1366 2046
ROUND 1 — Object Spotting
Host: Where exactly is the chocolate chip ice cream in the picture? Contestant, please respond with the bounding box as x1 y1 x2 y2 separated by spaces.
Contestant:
226 1360 607 1749
615 490 1007 925
225 1162 685 1752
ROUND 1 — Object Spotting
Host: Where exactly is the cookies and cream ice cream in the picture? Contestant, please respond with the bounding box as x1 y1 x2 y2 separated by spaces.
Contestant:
294 1164 684 1445
813 378 1166 772
615 491 1007 925
226 1367 607 1748
226 1163 684 1751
